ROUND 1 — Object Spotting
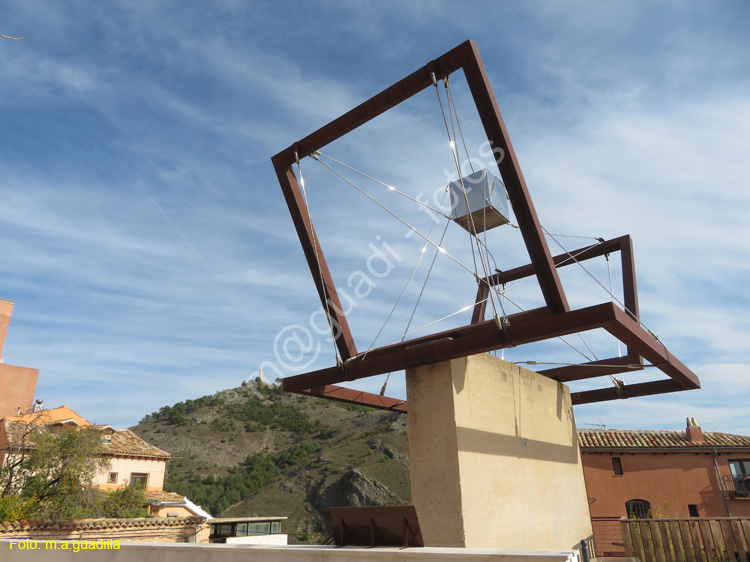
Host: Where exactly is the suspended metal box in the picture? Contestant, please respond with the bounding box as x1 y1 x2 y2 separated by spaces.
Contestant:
448 169 510 234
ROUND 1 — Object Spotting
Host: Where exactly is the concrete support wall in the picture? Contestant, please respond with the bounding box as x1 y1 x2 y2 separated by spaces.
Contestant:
407 353 592 551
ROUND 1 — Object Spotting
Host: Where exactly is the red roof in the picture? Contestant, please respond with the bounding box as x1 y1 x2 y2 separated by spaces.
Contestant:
578 428 750 450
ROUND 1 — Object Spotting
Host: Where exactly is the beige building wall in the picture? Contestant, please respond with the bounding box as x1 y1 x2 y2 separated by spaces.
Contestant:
92 457 166 491
407 353 593 551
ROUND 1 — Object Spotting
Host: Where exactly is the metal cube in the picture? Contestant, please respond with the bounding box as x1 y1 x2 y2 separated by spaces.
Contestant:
448 168 510 234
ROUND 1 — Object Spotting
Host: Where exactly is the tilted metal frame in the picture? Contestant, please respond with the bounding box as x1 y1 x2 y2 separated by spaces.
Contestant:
271 40 700 412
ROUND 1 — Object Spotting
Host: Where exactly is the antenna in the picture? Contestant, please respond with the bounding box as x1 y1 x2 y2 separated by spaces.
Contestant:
583 419 606 430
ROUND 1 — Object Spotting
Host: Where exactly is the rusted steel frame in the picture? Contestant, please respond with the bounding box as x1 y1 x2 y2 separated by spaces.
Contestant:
608 305 700 390
284 301 699 405
271 161 358 361
270 42 467 362
283 302 620 393
487 235 631 286
296 385 407 413
471 282 490 324
474 235 644 366
274 39 567 359
541 355 642 382
461 41 568 314
572 380 684 405
471 235 633 324
272 45 468 166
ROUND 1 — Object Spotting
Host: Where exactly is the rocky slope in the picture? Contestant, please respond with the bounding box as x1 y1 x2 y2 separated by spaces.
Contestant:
130 380 411 543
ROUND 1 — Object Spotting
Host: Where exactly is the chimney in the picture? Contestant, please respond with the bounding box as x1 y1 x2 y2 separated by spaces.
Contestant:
686 417 705 444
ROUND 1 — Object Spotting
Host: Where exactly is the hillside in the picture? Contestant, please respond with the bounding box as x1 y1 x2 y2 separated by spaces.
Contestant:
130 380 411 543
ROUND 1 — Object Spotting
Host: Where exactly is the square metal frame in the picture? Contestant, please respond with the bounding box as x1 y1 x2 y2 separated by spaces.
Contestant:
271 40 700 410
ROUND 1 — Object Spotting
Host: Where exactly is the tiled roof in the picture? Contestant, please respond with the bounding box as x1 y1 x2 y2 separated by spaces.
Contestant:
4 405 91 427
578 429 750 450
145 490 185 504
101 429 170 460
2 421 169 460
0 516 206 533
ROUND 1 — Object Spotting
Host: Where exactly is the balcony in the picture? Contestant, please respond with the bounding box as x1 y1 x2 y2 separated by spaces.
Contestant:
727 477 750 499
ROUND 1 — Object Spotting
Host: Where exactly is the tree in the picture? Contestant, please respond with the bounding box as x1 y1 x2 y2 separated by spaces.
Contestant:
0 421 148 521
100 484 148 519
21 426 110 519
0 414 47 497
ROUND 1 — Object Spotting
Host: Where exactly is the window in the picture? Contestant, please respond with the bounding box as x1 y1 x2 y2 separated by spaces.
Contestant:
612 457 623 476
130 472 149 486
214 524 233 537
626 499 651 519
107 472 118 484
729 460 750 497
271 521 280 534
247 522 271 535
688 504 699 517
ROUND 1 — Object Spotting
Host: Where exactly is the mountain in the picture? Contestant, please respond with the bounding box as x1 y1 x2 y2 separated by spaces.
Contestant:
130 380 411 543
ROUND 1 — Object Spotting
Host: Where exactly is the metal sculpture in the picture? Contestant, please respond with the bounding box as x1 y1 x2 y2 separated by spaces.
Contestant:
271 40 700 412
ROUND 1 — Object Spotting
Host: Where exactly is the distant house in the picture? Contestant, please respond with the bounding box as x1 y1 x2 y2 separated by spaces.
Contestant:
0 404 211 519
0 406 167 491
578 418 750 556
91 422 170 492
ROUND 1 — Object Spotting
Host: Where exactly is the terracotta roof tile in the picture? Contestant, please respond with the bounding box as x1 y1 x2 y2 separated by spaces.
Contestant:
578 428 750 450
0 516 205 533
145 490 185 504
102 429 170 460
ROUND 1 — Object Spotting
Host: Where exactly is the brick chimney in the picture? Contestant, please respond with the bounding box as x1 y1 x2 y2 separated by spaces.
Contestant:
686 417 705 444
0 299 14 363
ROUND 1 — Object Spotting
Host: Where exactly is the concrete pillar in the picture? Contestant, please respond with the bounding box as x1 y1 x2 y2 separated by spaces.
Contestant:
406 353 592 550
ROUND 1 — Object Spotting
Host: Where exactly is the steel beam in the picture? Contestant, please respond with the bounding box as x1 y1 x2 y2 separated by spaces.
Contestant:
296 385 408 413
608 305 700 390
284 300 700 406
271 161 358 361
460 41 568 314
284 302 619 393
539 355 643 382
571 380 684 405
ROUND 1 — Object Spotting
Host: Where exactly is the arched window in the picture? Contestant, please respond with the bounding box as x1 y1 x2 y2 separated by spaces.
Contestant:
626 499 651 519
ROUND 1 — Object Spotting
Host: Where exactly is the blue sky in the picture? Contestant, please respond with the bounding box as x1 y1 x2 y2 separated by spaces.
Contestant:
1 2 748 433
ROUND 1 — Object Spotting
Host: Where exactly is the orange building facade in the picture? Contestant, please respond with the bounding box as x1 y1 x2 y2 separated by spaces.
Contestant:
579 420 750 555
0 299 39 420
